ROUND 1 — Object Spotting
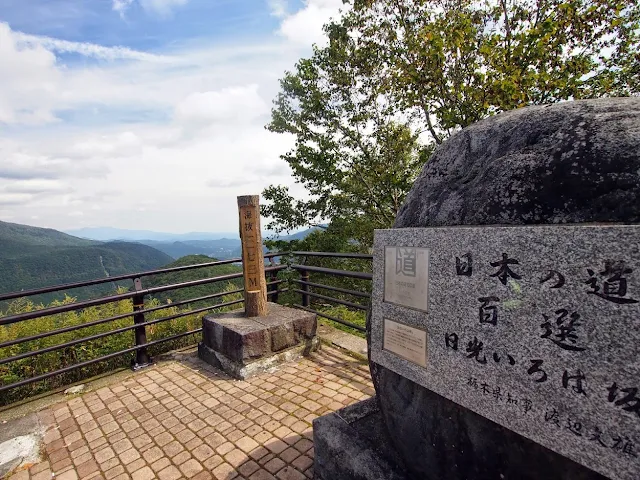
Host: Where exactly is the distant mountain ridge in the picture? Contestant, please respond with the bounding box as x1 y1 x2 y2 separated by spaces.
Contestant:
0 220 172 304
65 227 239 242
0 220 323 306
65 226 324 260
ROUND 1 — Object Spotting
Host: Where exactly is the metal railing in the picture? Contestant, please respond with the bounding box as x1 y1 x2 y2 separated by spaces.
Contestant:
288 251 373 333
0 250 372 401
0 253 286 398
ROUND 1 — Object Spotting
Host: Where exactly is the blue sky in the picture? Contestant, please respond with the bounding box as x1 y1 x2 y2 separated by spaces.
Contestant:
1 0 287 50
0 0 344 232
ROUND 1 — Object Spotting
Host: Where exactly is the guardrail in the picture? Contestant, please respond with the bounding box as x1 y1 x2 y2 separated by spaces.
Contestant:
0 250 372 402
0 253 286 398
288 251 373 333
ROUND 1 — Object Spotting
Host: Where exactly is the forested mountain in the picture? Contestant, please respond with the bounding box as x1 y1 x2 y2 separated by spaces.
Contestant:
138 238 242 260
0 220 172 305
0 220 98 258
142 255 243 308
131 228 321 260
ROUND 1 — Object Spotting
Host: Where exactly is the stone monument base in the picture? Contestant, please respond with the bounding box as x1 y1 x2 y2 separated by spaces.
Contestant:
198 302 318 379
313 397 408 480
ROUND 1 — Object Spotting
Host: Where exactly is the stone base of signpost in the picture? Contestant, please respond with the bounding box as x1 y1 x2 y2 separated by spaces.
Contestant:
198 302 319 379
313 396 409 480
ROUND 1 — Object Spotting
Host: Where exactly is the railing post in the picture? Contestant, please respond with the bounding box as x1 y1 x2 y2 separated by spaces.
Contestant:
268 259 279 304
300 269 310 307
132 277 151 370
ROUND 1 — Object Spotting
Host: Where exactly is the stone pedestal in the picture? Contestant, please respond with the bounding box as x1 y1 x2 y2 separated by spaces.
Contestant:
198 302 318 379
313 397 408 480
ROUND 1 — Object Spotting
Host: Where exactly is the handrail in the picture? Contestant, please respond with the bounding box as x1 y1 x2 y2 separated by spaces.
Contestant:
0 248 377 399
0 327 205 393
0 299 242 366
291 289 368 311
295 304 366 333
0 287 245 350
292 279 370 299
290 264 373 280
0 251 288 302
0 265 286 326
291 251 372 260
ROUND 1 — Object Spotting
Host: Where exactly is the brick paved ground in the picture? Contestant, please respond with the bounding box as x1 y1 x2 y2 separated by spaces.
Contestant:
6 345 374 480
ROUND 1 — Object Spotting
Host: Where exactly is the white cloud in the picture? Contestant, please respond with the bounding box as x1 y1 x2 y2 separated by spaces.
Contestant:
268 0 288 18
174 85 269 127
13 29 167 62
278 0 345 46
0 20 306 231
0 23 61 125
112 0 188 18
112 0 135 18
0 193 33 206
3 179 71 195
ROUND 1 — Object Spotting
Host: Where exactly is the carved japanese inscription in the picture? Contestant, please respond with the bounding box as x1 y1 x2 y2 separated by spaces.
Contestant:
372 225 640 480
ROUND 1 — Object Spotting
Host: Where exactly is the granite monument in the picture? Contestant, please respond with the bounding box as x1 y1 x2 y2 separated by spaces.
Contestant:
371 98 640 480
314 97 640 480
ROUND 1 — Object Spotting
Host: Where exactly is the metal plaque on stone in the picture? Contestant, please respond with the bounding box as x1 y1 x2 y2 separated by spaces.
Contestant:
370 225 640 480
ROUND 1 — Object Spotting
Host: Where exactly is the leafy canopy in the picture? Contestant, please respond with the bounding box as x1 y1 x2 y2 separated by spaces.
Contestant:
263 0 640 249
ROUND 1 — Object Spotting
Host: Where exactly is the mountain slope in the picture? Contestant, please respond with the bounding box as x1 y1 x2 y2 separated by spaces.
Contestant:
0 220 98 259
0 242 172 297
0 221 173 305
142 255 243 308
139 239 242 260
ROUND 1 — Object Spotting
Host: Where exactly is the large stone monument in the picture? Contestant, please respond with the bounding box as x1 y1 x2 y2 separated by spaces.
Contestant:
314 98 640 480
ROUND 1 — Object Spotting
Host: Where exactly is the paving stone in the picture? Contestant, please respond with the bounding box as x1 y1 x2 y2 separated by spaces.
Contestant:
180 458 204 477
236 435 259 453
94 446 116 464
212 462 237 480
192 444 215 462
142 446 164 464
104 464 125 480
157 465 182 480
1 345 370 480
56 470 79 480
249 469 278 480
173 450 192 466
150 457 171 473
162 440 184 458
131 466 155 480
125 458 146 474
276 466 306 480
32 470 53 480
264 457 286 474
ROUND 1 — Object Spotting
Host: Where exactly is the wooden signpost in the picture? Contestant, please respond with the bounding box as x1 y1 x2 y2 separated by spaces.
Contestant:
237 195 268 317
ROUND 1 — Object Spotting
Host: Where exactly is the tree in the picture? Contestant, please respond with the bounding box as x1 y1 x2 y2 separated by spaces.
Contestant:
263 20 431 250
350 0 640 141
264 0 639 247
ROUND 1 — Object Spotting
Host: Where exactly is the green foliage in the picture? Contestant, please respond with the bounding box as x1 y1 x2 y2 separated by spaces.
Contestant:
318 305 367 338
142 255 244 308
268 233 372 329
0 282 244 406
263 17 431 248
263 0 640 250
0 220 173 306
350 0 640 135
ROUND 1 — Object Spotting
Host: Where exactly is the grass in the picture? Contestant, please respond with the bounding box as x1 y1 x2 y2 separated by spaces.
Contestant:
317 305 367 338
